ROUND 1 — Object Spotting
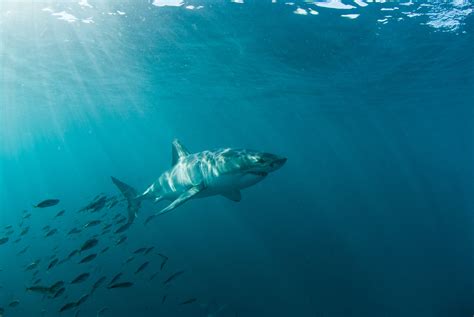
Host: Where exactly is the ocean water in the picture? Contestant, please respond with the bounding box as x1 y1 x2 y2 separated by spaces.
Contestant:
1 0 474 316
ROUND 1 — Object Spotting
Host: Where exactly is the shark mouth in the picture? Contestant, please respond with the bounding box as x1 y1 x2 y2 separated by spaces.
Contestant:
248 171 268 177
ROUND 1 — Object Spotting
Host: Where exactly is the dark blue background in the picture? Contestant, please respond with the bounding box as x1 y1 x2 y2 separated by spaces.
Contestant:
1 1 474 316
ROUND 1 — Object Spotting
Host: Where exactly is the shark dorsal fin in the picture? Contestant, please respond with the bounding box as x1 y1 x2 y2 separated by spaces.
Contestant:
171 139 190 166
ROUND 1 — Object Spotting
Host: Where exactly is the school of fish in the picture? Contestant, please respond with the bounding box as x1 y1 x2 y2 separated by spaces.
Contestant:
0 196 203 316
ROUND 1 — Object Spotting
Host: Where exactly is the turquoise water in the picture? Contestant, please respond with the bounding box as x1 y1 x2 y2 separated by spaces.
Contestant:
1 0 474 316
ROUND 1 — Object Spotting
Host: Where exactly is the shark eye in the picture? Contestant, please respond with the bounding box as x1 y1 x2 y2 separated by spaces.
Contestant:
257 158 265 164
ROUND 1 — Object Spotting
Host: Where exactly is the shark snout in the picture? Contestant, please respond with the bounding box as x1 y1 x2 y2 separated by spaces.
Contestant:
277 157 287 165
271 157 287 170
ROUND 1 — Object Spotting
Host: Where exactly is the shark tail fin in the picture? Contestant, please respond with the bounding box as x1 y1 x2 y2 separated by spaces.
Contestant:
111 176 141 223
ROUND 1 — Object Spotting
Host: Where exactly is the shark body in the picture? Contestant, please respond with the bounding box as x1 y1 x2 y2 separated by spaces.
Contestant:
112 139 286 223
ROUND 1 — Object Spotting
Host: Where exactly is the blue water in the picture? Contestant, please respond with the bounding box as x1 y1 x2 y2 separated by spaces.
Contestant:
1 0 474 316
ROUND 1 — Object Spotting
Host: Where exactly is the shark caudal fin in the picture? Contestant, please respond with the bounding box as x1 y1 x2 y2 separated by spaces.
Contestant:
111 176 141 223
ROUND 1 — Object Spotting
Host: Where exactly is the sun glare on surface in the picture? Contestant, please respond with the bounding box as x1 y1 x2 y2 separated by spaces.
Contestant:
0 0 152 157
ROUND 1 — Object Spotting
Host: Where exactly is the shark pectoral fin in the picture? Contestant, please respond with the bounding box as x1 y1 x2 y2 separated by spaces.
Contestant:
222 190 241 202
144 214 156 225
155 185 203 216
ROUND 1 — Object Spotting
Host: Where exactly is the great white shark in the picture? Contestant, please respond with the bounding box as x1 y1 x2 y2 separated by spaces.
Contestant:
111 139 286 224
